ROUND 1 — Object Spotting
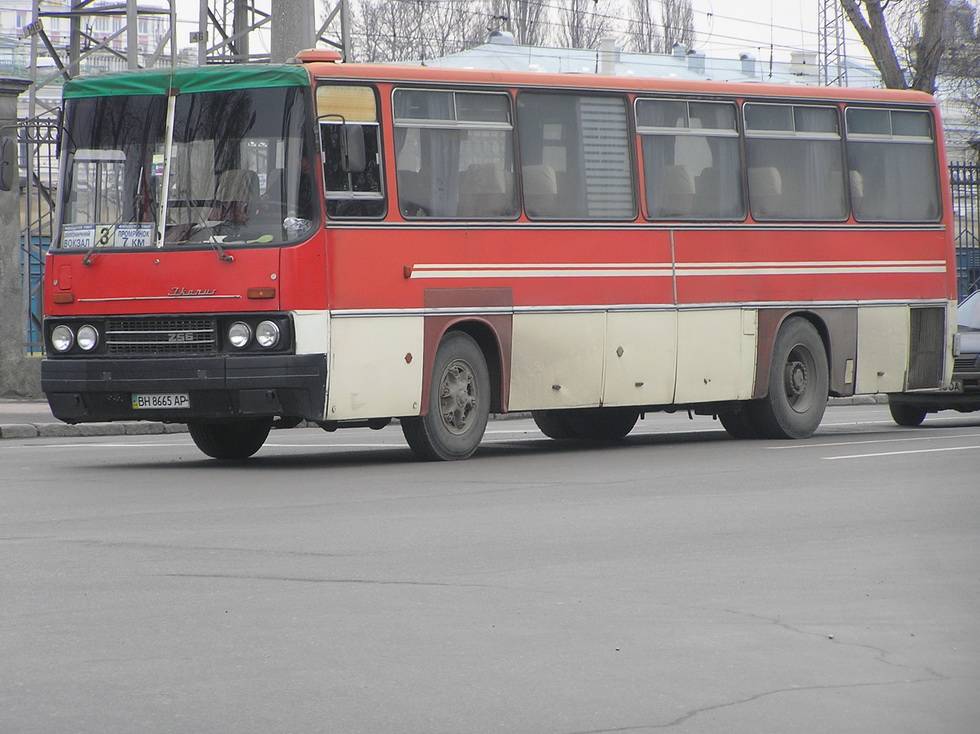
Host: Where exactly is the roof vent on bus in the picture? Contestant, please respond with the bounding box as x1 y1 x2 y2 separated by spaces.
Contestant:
294 49 343 64
489 30 515 45
739 53 757 77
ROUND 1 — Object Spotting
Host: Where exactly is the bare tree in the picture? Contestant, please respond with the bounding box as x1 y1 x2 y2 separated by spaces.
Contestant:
840 0 980 148
628 0 661 52
661 0 696 51
350 0 415 62
940 2 980 139
840 0 948 92
349 0 484 63
628 0 696 53
556 0 617 50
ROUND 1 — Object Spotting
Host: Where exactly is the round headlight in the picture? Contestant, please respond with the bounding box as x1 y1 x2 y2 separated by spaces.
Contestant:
228 321 252 348
51 325 74 353
255 320 281 348
77 324 99 351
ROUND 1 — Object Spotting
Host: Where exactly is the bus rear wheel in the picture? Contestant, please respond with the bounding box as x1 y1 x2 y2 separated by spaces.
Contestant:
888 401 927 427
402 331 490 461
718 408 759 439
750 318 828 439
187 417 273 460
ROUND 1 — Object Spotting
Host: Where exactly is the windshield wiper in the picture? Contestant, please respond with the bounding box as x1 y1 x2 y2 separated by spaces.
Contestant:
182 213 236 263
81 223 118 267
210 236 235 263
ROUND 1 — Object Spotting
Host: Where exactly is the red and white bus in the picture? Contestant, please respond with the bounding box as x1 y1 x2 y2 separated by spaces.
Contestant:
41 52 957 459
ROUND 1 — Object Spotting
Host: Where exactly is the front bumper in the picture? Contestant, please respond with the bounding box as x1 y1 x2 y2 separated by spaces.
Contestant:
42 354 327 423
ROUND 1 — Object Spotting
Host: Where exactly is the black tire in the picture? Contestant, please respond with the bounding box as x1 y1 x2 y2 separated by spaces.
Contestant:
187 418 273 460
402 331 491 461
888 401 927 427
750 318 828 439
565 407 639 440
531 410 577 439
718 407 759 439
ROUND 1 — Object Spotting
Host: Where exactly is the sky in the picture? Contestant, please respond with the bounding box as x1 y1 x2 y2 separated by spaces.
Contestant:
169 0 870 64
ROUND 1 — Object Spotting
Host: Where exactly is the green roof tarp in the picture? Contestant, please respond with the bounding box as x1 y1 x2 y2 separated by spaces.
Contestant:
64 64 309 99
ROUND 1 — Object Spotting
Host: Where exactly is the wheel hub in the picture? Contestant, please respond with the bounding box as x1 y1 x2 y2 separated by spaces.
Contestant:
786 360 807 397
440 361 477 434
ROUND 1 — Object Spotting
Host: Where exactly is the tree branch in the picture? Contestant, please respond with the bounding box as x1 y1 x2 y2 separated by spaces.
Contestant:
840 0 909 89
910 0 948 93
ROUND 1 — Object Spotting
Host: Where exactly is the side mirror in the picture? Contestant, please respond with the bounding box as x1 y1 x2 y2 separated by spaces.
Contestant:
342 124 366 174
0 136 15 192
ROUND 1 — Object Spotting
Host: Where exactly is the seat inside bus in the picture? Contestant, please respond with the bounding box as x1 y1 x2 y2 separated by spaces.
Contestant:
458 163 515 218
748 166 782 219
522 164 558 218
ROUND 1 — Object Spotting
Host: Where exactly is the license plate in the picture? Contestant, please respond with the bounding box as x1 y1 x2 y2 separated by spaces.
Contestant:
132 393 190 410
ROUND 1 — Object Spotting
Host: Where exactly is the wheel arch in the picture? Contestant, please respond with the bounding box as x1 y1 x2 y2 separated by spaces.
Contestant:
450 319 508 414
753 309 835 400
421 316 511 415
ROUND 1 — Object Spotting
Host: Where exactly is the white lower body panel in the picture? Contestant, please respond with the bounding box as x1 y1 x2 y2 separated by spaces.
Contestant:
326 315 424 420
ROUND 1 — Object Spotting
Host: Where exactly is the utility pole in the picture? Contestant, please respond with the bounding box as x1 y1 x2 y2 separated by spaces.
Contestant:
819 0 849 86
195 0 351 65
271 0 316 63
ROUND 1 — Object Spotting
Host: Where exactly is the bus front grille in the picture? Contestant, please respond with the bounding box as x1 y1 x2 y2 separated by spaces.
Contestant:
105 318 218 356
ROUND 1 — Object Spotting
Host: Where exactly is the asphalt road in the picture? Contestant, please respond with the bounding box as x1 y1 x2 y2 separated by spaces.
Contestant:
2 404 979 733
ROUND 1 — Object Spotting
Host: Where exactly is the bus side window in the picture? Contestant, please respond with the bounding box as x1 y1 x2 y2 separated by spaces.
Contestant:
636 98 743 221
316 84 386 219
744 103 847 222
392 89 517 220
517 92 635 220
844 107 941 223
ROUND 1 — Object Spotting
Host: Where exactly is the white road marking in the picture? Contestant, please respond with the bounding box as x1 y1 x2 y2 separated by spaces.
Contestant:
767 433 980 450
824 444 980 460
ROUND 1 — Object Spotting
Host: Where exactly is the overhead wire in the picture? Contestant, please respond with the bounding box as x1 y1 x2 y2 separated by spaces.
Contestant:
171 0 874 67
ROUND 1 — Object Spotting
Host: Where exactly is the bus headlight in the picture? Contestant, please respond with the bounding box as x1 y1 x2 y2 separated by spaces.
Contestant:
228 321 252 348
255 320 281 348
51 325 74 352
77 324 100 351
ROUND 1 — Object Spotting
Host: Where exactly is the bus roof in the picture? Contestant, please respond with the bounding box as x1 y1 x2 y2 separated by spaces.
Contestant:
64 57 937 108
303 58 937 107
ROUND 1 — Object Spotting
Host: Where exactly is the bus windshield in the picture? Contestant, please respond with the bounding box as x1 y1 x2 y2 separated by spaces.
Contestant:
58 85 316 251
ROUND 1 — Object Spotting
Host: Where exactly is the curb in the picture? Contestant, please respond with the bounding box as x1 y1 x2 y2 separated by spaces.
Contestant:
0 421 189 440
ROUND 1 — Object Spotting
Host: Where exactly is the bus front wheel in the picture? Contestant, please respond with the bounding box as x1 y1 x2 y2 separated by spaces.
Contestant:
402 331 491 461
187 417 273 460
750 318 828 439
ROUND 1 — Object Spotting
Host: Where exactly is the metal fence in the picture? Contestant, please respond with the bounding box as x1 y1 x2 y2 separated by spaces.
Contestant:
951 161 980 299
18 114 59 355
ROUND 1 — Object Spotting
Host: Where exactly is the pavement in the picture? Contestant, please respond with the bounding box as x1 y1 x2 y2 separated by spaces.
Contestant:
0 398 188 439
